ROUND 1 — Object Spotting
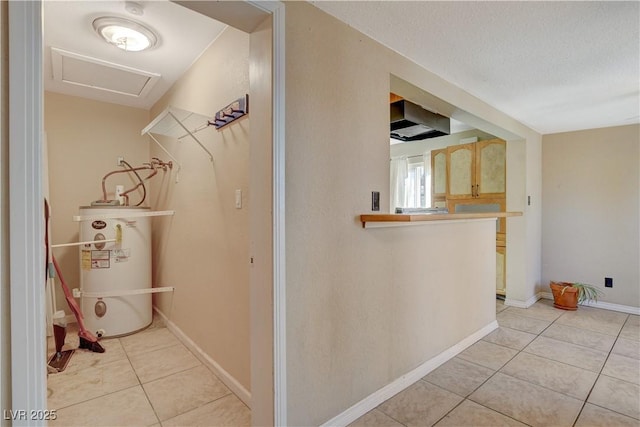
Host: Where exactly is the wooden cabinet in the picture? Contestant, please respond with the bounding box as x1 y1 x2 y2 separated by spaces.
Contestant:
431 148 447 207
447 193 507 295
432 138 507 295
447 143 474 198
476 139 506 198
446 139 505 199
496 246 506 295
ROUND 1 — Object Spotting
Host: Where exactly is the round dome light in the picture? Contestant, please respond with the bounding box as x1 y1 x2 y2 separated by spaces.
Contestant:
93 17 157 52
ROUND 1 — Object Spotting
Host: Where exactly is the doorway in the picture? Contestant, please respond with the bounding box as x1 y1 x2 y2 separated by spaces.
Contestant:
5 1 286 425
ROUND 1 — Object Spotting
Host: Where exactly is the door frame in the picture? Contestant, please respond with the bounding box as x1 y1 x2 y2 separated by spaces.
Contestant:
8 1 47 423
8 1 287 425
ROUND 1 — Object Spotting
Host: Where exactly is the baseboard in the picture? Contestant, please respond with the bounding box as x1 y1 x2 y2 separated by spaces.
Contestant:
320 320 499 427
539 292 640 315
504 293 541 308
152 306 252 407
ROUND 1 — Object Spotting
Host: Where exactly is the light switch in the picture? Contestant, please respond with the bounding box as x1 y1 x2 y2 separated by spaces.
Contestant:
372 191 380 211
235 189 242 209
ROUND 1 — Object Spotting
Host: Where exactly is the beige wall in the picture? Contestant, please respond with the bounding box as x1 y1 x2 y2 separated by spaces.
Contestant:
542 125 640 307
284 3 541 424
149 26 251 392
1 0 11 419
44 92 150 314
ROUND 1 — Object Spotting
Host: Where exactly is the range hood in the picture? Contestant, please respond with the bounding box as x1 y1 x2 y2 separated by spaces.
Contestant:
390 100 450 141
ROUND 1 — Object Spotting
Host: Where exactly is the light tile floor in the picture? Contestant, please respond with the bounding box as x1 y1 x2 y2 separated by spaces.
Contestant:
48 300 640 426
46 316 250 427
351 299 640 427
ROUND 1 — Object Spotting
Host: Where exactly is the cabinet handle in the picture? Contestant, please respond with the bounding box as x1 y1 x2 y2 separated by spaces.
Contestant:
471 185 475 197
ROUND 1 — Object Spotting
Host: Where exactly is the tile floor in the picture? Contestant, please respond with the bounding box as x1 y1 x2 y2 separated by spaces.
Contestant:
46 316 250 426
47 300 640 427
351 299 640 427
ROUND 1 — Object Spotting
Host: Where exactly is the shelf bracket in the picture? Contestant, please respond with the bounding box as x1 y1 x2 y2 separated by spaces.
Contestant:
166 110 214 163
141 107 215 183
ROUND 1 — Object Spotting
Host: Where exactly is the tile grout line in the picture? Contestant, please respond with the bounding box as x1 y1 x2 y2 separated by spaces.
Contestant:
506 305 637 425
572 313 634 426
120 330 205 425
433 303 537 425
421 302 536 426
456 303 597 426
47 339 139 412
50 384 142 412
133 324 245 425
372 408 408 427
120 335 162 426
363 302 637 426
482 306 576 424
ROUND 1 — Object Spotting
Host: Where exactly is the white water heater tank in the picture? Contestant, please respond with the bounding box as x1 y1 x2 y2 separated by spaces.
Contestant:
79 206 151 337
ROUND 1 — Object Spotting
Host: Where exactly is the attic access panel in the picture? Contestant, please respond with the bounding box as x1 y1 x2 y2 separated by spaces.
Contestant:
51 47 160 98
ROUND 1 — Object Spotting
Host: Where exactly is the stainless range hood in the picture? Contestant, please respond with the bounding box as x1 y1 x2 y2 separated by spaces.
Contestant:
390 99 450 141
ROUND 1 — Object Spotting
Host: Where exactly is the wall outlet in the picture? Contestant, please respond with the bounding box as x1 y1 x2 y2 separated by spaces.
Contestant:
605 277 613 288
117 156 124 166
371 191 380 211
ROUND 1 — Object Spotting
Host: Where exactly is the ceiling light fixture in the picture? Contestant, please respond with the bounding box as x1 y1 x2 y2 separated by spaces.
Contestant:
93 17 157 52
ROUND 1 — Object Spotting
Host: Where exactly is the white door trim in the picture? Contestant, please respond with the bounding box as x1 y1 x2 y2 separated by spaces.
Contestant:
246 2 287 424
8 0 47 422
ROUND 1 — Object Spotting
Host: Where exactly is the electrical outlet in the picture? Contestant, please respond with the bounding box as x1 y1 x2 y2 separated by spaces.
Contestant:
117 156 124 166
605 277 613 288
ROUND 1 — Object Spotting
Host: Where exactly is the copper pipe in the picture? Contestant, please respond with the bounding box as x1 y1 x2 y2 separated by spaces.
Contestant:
101 166 152 202
120 167 158 199
100 158 172 206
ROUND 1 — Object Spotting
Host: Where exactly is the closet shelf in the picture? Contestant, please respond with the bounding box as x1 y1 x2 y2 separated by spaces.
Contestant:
73 209 175 222
142 107 214 170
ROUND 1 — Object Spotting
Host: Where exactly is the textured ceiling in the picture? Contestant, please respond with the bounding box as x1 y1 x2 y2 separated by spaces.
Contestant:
43 0 227 109
312 1 640 135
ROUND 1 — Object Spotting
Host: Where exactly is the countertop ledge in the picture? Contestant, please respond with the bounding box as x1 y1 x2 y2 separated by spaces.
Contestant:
360 212 523 228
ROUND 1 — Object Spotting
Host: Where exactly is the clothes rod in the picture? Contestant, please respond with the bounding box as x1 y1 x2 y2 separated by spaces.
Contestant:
79 286 175 298
52 239 116 249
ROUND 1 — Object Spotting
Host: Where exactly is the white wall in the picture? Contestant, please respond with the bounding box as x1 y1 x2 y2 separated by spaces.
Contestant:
284 3 542 424
542 125 640 307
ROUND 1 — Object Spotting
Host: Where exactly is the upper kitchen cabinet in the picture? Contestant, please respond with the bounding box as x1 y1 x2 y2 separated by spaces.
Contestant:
447 139 505 199
476 139 506 197
431 147 447 206
447 142 475 199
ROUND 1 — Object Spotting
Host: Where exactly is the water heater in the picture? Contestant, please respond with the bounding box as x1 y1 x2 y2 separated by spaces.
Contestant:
79 206 151 337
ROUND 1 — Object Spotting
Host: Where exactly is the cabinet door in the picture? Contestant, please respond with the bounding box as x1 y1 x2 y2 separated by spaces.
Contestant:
447 143 475 199
496 246 506 295
476 139 506 198
431 148 447 204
